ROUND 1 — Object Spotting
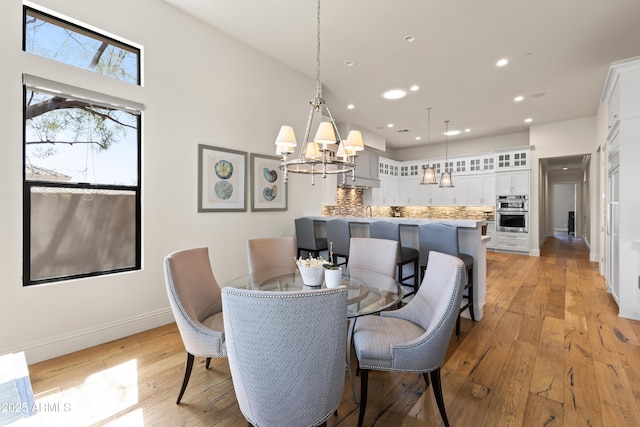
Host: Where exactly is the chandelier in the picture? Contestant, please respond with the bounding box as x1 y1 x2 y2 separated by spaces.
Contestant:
274 0 363 184
420 107 437 185
439 120 454 188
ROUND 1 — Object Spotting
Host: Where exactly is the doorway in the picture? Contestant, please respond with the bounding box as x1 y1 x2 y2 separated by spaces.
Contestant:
553 183 577 236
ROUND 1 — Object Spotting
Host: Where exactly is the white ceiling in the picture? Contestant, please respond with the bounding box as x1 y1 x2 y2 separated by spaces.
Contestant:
162 0 640 154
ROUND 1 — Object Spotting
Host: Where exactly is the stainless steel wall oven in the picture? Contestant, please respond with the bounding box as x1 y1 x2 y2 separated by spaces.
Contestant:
497 195 528 232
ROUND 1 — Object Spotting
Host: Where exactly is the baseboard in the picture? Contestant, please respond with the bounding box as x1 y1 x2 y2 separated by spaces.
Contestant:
4 308 174 364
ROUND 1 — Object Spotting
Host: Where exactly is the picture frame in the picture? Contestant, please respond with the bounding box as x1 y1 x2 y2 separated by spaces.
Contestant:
250 153 287 211
198 144 247 212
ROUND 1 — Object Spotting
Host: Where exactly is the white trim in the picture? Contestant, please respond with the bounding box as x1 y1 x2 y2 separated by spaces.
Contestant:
1 308 174 364
23 74 144 113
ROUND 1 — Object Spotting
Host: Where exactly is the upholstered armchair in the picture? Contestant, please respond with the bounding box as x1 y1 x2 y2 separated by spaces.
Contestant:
164 247 226 404
347 237 398 279
222 286 348 427
352 251 465 427
247 236 296 274
419 223 475 335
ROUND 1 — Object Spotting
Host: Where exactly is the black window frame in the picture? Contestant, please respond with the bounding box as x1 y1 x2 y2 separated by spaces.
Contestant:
23 6 141 85
22 6 142 286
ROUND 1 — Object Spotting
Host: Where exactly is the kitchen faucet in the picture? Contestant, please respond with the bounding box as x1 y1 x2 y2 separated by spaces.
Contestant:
365 205 372 218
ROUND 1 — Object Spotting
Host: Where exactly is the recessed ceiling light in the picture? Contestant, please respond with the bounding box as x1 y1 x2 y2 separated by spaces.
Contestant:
410 85 419 92
444 130 461 136
514 95 524 102
344 60 354 67
416 136 422 141
562 167 568 170
347 104 355 109
496 58 509 67
403 35 416 43
387 123 394 128
465 128 471 132
524 118 533 123
383 89 407 100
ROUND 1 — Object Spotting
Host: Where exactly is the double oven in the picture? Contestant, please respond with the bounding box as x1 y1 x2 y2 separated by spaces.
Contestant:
496 195 528 233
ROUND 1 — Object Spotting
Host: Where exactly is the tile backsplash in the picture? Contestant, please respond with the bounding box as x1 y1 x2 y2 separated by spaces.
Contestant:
322 187 495 220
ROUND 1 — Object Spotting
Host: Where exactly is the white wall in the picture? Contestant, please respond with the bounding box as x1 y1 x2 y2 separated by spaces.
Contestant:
529 116 597 256
553 184 576 231
0 0 332 363
392 132 530 161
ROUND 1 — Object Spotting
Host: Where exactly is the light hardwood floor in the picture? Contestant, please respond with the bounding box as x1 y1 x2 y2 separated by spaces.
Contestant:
25 235 640 426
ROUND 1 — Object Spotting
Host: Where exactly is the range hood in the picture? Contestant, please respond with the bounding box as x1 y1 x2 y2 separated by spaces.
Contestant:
337 175 380 188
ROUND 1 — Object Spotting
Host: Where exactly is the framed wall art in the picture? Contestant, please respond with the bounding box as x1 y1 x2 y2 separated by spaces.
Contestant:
198 144 247 212
250 153 287 211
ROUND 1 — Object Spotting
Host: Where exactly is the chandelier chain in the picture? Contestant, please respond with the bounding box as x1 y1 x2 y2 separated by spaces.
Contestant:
315 0 322 98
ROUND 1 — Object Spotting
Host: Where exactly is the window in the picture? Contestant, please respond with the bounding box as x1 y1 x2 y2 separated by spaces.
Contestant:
22 7 142 286
24 7 140 84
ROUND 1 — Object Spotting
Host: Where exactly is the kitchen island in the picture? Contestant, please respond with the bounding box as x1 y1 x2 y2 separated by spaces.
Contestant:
305 216 489 321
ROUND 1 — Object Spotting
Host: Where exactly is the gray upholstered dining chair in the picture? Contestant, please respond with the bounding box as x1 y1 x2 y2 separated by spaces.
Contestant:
294 217 328 258
247 236 296 274
325 219 351 266
352 251 465 427
418 223 474 336
222 286 348 427
347 237 398 279
164 247 226 404
368 221 420 296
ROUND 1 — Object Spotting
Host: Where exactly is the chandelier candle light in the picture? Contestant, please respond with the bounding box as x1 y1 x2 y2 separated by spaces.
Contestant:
420 107 437 185
274 0 364 185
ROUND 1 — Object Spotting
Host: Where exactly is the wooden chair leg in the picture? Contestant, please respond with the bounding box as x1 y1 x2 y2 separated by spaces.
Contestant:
176 352 195 404
357 369 369 427
456 314 461 337
205 357 211 369
430 368 450 427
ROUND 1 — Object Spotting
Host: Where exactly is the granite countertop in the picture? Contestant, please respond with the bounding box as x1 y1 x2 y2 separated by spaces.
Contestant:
311 216 486 228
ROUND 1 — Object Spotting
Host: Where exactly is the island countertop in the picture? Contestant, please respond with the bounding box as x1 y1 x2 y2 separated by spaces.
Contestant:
309 216 486 228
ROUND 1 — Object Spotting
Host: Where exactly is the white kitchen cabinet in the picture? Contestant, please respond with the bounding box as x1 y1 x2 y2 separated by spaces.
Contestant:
496 170 530 195
374 175 399 206
451 175 469 205
485 221 496 250
465 175 482 204
496 231 529 252
483 174 496 205
601 57 640 320
495 148 530 170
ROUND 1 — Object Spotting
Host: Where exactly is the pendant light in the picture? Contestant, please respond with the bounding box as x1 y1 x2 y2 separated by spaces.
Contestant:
439 120 454 187
420 107 437 185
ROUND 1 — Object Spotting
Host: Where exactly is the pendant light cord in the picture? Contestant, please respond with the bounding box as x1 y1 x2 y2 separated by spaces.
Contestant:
444 120 449 169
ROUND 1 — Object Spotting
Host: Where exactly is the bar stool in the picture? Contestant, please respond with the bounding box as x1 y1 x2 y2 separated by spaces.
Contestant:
368 221 420 296
418 223 474 336
325 219 351 266
294 217 328 258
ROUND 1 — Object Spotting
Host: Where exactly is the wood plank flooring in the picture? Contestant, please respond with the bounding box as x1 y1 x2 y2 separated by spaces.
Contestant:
24 235 640 426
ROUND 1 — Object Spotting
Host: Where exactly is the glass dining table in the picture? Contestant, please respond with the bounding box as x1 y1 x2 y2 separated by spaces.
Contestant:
225 266 404 403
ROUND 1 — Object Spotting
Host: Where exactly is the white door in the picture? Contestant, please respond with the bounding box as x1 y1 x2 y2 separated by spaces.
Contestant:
607 165 620 302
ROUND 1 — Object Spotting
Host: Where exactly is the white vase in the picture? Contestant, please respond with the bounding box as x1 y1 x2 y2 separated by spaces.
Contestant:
298 265 325 286
324 268 342 288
